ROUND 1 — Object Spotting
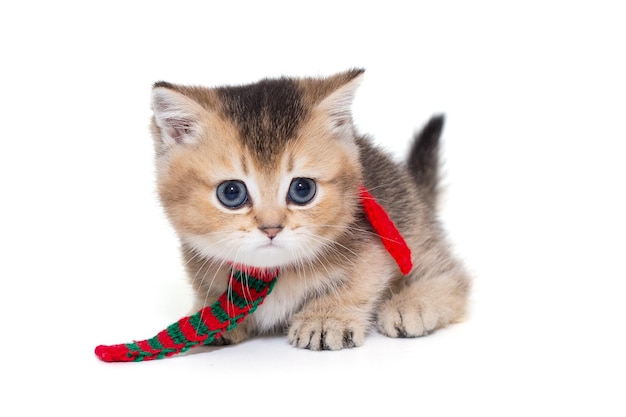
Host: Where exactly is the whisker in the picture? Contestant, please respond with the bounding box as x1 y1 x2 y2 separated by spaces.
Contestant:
299 223 409 245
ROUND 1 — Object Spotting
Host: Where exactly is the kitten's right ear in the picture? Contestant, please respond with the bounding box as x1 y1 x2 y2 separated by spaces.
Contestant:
313 69 364 135
151 83 207 147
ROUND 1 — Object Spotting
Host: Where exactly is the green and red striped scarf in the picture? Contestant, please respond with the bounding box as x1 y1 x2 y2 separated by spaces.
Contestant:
95 186 411 362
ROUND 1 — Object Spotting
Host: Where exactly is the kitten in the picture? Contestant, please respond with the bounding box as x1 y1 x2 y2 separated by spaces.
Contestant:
150 69 470 350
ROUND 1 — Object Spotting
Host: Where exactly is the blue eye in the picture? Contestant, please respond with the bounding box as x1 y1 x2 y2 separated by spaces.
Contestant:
288 178 316 205
216 180 248 208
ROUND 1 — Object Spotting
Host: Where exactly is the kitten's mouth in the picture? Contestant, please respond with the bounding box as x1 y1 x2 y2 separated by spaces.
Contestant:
259 240 281 249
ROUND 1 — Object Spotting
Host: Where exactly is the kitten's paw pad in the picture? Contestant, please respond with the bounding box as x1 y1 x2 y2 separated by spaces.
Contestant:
288 314 366 351
377 298 441 338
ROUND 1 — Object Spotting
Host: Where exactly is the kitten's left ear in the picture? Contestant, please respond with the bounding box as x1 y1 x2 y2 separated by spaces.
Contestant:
315 69 364 133
151 83 208 147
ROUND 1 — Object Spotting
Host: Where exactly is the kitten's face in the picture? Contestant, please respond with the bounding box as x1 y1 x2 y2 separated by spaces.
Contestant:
151 71 364 268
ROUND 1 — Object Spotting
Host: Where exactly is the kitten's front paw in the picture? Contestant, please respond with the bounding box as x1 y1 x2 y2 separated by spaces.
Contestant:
288 312 366 351
377 295 442 338
377 304 438 337
377 276 469 338
377 279 468 338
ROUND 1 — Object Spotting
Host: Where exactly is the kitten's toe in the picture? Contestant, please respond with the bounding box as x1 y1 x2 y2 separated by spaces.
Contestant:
377 297 440 338
288 313 366 350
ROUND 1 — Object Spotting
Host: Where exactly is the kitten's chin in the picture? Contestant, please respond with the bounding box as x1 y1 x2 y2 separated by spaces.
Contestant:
233 248 295 269
183 235 314 269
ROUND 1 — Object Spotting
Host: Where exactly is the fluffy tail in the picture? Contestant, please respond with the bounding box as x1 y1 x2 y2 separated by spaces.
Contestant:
407 114 445 208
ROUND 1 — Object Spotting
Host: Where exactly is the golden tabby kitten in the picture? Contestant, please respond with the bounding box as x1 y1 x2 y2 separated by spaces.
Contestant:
150 69 470 350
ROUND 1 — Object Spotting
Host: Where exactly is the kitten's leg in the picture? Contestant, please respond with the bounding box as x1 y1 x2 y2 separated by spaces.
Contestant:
376 240 470 337
288 244 394 350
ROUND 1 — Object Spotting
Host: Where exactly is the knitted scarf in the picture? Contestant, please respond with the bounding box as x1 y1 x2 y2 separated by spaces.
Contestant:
95 185 411 362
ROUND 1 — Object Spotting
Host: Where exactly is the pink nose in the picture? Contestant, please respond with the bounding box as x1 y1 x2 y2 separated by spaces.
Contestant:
259 226 283 239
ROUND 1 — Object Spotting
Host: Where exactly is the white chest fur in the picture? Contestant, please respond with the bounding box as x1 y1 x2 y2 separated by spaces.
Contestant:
248 267 339 332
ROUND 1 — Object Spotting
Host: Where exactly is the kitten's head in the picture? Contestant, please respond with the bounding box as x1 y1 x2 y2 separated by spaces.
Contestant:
150 69 364 268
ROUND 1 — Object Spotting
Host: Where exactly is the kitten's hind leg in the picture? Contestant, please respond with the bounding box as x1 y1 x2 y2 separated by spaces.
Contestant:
376 250 470 338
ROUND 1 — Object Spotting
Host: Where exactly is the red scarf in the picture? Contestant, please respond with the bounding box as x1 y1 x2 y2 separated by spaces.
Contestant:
359 185 412 274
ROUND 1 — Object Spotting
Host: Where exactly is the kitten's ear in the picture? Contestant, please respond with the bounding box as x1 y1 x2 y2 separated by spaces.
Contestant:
315 69 364 133
151 83 208 147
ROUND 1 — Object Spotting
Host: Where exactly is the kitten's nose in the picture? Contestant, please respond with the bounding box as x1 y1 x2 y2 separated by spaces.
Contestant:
259 225 283 239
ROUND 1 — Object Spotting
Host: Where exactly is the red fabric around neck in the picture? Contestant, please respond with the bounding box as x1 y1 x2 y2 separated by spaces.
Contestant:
359 185 413 275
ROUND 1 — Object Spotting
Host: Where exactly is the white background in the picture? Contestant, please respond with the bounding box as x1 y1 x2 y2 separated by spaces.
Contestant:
1 1 625 415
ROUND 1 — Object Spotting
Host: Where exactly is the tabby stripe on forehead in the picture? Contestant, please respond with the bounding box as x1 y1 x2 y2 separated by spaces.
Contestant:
240 155 249 176
216 78 305 161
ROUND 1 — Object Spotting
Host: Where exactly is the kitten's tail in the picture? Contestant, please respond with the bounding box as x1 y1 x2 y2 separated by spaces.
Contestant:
407 114 445 209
